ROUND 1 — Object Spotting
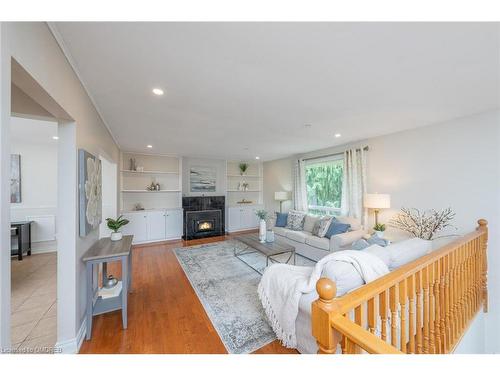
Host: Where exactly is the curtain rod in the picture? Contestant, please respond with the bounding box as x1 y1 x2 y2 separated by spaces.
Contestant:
302 146 369 162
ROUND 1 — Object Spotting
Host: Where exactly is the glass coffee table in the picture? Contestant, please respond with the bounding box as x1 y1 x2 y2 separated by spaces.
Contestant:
233 233 296 275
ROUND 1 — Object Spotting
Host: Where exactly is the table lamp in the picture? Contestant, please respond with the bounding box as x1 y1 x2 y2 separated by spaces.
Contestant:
274 191 291 213
364 193 391 226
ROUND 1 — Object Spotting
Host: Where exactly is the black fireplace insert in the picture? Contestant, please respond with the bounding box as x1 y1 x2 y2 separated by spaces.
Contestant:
182 196 225 240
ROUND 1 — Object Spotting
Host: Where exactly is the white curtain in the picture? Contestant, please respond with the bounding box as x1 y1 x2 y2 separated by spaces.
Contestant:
293 158 308 211
341 147 368 226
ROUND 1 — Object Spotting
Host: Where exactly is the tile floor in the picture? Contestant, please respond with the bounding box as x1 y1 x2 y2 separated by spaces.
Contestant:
11 252 57 353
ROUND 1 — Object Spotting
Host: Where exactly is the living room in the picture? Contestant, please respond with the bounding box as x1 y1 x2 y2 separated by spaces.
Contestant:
1 1 500 374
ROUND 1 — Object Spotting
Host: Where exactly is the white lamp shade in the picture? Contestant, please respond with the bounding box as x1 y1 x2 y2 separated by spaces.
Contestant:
274 191 291 201
364 193 391 209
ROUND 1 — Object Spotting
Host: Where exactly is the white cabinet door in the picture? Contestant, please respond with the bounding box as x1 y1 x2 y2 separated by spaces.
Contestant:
165 209 183 239
228 207 241 232
147 210 167 241
122 212 148 243
241 208 255 229
250 207 260 228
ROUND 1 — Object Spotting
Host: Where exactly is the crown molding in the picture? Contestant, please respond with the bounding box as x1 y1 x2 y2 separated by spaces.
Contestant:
46 22 121 149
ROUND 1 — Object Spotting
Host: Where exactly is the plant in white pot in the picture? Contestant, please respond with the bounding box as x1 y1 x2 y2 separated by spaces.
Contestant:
255 209 268 243
373 223 386 238
106 215 130 241
239 162 249 176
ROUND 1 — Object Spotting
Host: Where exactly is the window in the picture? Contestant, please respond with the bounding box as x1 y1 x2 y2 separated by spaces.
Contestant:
305 156 343 216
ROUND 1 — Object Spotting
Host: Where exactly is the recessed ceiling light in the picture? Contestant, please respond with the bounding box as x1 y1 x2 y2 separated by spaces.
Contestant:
334 133 341 138
255 156 260 160
52 136 59 140
147 145 153 148
152 88 164 96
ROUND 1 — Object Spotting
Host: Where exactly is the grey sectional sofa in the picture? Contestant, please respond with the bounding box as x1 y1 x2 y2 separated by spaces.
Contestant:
271 214 367 261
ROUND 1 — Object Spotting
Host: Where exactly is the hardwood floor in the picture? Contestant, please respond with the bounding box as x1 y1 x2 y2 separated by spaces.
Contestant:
79 231 298 354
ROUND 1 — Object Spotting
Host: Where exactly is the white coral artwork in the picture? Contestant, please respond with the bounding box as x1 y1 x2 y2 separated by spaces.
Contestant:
84 157 102 228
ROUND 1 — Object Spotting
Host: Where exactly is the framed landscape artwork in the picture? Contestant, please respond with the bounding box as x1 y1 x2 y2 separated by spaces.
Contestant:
79 149 102 237
10 154 21 203
190 166 216 192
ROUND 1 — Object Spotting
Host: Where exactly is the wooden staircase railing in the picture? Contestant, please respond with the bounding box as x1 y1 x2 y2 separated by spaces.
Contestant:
312 219 488 354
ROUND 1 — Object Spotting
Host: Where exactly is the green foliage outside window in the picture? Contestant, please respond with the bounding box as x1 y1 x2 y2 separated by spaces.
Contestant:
305 160 343 211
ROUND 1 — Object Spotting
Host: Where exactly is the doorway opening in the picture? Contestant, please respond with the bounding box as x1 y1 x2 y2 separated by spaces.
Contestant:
10 116 58 350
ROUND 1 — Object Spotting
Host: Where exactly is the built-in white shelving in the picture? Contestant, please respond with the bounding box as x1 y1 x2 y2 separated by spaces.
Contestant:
226 174 262 178
121 190 181 193
121 170 179 175
225 160 263 207
120 152 182 212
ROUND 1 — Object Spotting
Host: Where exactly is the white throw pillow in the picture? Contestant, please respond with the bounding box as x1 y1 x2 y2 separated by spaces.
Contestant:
303 214 319 233
312 216 333 237
387 238 433 270
321 261 364 297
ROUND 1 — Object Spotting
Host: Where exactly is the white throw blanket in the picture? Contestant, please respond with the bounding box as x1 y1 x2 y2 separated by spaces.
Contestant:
257 250 389 348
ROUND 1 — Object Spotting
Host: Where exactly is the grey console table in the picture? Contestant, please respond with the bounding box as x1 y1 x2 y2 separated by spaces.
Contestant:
82 235 133 340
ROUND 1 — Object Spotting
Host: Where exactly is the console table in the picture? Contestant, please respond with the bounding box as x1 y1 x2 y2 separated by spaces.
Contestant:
82 235 133 340
11 221 33 261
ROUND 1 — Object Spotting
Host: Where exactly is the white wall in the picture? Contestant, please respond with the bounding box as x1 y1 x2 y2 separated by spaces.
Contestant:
99 156 117 238
182 157 227 197
10 117 58 253
1 22 120 351
263 109 500 352
263 157 294 213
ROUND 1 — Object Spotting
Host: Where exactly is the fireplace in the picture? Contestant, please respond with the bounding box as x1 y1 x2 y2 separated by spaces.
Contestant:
182 196 225 240
197 220 214 232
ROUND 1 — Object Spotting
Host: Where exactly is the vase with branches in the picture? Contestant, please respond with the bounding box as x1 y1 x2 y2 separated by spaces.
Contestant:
389 207 456 240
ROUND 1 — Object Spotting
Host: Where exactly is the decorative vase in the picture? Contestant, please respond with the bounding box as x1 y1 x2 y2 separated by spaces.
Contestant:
259 219 267 243
111 231 123 241
374 230 385 238
266 229 275 243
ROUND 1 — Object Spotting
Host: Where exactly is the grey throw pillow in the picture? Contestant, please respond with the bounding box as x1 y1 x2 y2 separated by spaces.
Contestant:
312 216 333 237
286 210 306 231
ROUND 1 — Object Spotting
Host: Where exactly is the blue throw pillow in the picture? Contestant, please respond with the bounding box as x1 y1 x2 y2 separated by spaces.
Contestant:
367 235 390 247
275 212 288 227
324 218 351 239
352 239 370 250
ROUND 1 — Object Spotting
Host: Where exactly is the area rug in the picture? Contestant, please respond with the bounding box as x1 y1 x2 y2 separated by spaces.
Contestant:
174 240 314 354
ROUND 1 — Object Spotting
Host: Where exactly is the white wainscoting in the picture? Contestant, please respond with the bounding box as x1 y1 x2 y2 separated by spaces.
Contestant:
26 214 56 242
11 206 57 253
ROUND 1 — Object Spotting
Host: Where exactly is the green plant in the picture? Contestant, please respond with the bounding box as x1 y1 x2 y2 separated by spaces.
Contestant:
255 209 268 221
239 162 249 174
106 215 130 233
373 223 386 232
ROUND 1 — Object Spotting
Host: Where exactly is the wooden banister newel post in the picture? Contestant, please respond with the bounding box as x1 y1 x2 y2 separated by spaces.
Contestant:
477 219 488 313
312 278 340 354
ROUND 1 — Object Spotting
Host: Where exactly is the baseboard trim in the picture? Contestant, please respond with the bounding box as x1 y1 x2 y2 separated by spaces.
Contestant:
55 317 86 354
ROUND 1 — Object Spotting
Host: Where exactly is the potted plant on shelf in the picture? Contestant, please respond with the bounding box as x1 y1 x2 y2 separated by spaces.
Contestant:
239 162 249 176
373 223 386 238
106 215 130 241
255 209 268 243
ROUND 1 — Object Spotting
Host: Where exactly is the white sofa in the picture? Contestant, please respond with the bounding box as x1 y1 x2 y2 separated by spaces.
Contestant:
272 214 367 261
295 238 433 353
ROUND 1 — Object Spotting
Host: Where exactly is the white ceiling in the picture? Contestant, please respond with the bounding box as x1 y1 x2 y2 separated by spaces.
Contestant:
53 22 500 161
